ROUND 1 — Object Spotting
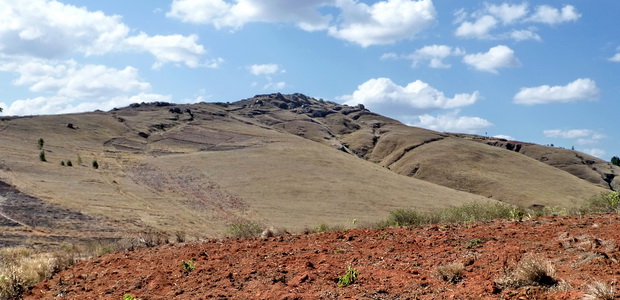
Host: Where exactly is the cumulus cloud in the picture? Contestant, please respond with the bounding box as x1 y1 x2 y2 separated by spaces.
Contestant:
455 15 498 39
1 59 150 99
167 0 333 31
543 129 605 146
0 0 209 68
249 64 284 75
124 34 207 69
2 93 171 116
454 3 580 41
407 45 465 68
609 48 620 62
167 0 436 47
413 110 492 134
462 45 520 73
513 78 599 105
527 5 580 24
339 78 479 119
327 0 436 47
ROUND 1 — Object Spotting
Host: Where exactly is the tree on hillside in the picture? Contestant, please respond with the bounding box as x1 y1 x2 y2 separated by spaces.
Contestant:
612 156 620 167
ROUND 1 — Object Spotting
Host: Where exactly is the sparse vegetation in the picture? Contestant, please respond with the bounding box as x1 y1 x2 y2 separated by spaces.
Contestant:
226 221 263 238
123 294 142 300
583 281 615 300
497 254 558 288
92 159 99 169
38 150 46 162
181 258 196 273
76 154 82 165
583 191 620 214
66 160 72 167
377 202 516 228
37 138 44 150
337 264 359 287
312 221 342 233
435 262 465 283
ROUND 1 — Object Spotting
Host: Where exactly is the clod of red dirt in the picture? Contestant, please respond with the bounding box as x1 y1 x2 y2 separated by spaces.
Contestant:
26 215 620 299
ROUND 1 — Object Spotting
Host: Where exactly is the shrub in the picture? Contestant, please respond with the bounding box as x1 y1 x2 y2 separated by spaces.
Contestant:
123 294 142 300
384 209 423 227
435 262 465 283
76 154 82 165
497 254 558 288
92 160 99 169
337 264 359 287
312 222 342 233
611 156 620 167
39 150 46 162
66 160 72 167
37 138 44 150
60 161 65 166
226 221 263 238
583 192 620 214
583 281 615 300
181 259 196 273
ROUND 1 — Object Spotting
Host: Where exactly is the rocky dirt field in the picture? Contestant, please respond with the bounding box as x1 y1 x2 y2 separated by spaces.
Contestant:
25 214 620 299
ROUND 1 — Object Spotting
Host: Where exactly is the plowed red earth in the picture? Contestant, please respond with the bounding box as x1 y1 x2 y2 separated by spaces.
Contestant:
26 215 620 299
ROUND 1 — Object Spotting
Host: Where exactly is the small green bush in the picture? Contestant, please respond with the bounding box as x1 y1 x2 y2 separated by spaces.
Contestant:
181 259 196 273
226 222 263 238
39 150 46 162
123 294 141 300
66 160 72 167
37 138 44 150
92 160 99 169
337 264 359 287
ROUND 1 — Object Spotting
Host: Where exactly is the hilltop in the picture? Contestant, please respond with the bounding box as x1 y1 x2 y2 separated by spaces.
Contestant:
0 93 616 247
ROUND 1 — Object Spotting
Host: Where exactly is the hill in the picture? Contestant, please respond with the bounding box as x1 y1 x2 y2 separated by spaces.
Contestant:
0 93 615 247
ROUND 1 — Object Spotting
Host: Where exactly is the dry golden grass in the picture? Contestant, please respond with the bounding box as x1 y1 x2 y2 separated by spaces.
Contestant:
497 254 559 288
434 262 465 283
583 281 615 300
0 95 611 244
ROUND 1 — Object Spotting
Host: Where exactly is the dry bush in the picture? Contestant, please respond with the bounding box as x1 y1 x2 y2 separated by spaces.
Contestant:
583 281 615 300
497 254 558 288
435 262 465 283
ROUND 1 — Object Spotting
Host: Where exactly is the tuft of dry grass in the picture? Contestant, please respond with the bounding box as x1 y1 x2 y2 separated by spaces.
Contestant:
434 262 465 283
583 281 615 300
497 254 558 288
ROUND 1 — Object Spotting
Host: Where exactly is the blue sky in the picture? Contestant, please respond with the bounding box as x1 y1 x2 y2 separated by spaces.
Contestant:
1 0 618 159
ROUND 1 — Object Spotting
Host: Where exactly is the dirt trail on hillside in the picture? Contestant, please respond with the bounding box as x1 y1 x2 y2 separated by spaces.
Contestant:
27 214 620 299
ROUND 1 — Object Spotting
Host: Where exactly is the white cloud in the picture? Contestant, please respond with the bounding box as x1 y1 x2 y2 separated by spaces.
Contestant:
462 45 520 73
493 134 515 140
514 78 599 105
583 148 606 158
413 110 492 134
543 129 605 146
167 0 334 31
249 64 284 75
407 45 464 68
454 3 580 41
124 34 206 69
327 0 436 47
339 78 479 119
486 3 528 24
263 81 286 90
510 29 541 42
380 52 399 60
455 15 497 39
167 0 436 47
1 93 171 116
609 49 620 62
0 0 208 68
2 60 150 99
527 5 580 24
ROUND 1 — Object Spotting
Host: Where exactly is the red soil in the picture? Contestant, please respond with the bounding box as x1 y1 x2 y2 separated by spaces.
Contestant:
26 215 620 299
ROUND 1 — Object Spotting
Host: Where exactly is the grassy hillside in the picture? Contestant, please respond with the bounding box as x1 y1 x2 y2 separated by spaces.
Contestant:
0 93 612 246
